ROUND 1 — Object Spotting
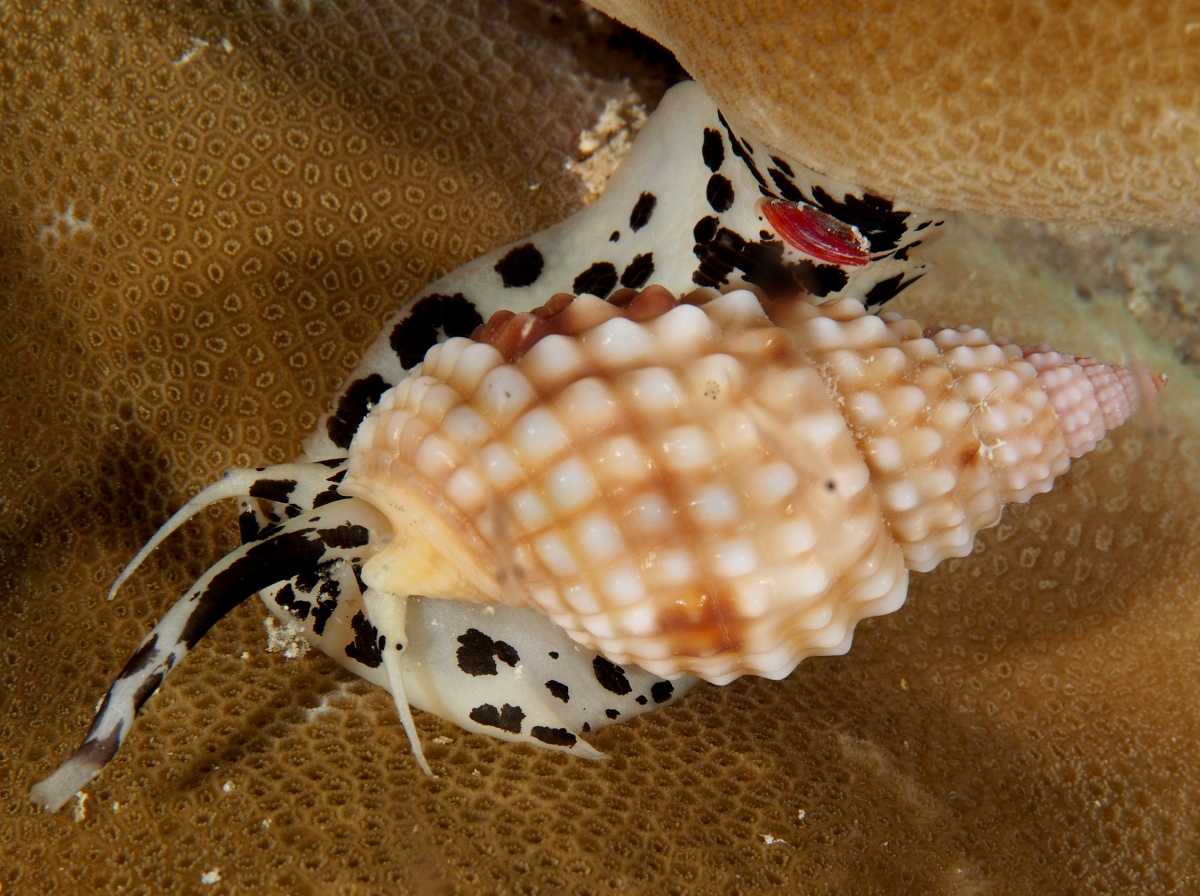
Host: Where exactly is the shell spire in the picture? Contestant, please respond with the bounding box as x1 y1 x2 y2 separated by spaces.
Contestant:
341 286 1162 685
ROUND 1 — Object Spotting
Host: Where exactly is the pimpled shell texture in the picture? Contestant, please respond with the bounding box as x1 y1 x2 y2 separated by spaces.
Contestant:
348 289 909 682
4 2 1200 895
590 0 1200 230
348 286 1153 686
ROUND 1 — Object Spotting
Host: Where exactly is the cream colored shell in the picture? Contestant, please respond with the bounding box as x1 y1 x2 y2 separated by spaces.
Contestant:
342 289 1153 684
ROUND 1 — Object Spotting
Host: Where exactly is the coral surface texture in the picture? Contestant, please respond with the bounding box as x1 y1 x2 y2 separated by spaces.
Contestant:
1 2 1198 895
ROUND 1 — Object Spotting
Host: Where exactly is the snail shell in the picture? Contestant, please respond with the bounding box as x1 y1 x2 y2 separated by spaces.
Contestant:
342 285 1162 684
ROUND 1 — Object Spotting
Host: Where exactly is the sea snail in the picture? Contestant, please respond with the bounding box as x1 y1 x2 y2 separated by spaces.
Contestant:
31 284 1163 812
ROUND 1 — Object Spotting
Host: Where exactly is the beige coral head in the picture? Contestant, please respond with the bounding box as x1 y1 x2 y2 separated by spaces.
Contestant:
589 0 1200 230
341 285 1159 685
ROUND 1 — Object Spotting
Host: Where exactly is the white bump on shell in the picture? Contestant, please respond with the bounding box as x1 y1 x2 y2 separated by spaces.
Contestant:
555 377 624 440
476 365 536 426
688 483 741 526
573 512 624 563
509 487 553 532
447 341 504 394
521 333 591 391
620 366 685 415
440 404 492 449
602 565 647 607
544 457 598 514
626 492 673 534
711 538 757 578
478 442 524 489
413 433 459 485
647 303 716 361
533 532 579 577
582 316 656 369
657 425 717 473
512 407 571 467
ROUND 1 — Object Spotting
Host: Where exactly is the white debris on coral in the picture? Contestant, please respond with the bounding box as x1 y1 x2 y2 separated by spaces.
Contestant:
72 791 87 823
38 203 92 244
174 37 210 66
303 681 356 722
264 614 311 659
200 869 222 885
760 834 787 846
565 93 648 202
174 36 234 67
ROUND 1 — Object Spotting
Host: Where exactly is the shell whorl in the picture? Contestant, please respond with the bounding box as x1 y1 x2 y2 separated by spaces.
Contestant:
342 286 1159 684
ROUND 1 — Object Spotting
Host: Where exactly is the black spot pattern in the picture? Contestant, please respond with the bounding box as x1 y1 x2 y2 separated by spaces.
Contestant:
718 110 767 187
117 635 161 681
249 479 297 504
864 273 911 307
592 656 632 695
605 708 620 719
388 292 484 369
327 374 390 450
317 523 371 549
770 155 795 178
629 191 657 231
299 560 345 636
312 485 343 508
238 510 261 544
693 215 718 244
692 226 848 297
767 167 804 203
72 723 125 778
609 230 620 242
636 695 648 705
573 261 619 299
810 186 909 252
651 680 674 704
179 528 326 650
470 702 525 733
311 598 337 636
531 726 576 747
494 243 544 288
545 680 570 703
796 260 850 298
702 127 724 172
706 174 734 213
344 610 385 668
620 253 655 289
131 671 165 714
456 628 520 676
274 583 312 620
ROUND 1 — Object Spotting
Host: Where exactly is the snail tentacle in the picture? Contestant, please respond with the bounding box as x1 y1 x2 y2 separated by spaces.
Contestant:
31 498 386 813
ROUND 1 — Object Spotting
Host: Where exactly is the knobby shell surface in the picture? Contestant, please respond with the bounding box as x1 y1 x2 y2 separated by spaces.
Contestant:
346 287 1161 684
27 278 1163 815
4 1 1200 894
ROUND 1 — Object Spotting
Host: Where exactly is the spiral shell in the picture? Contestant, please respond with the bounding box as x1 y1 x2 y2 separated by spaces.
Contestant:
341 286 1160 685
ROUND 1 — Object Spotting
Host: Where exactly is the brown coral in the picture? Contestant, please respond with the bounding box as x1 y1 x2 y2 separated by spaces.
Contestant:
589 0 1200 230
2 1 1199 894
